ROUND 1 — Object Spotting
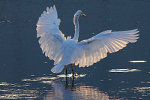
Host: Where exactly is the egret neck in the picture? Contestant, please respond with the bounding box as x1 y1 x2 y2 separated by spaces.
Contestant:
73 11 81 42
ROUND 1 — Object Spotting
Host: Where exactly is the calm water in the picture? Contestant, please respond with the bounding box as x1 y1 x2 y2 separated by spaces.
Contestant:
0 0 150 100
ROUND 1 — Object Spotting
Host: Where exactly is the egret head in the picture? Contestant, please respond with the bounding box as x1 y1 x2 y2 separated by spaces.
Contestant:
75 10 87 17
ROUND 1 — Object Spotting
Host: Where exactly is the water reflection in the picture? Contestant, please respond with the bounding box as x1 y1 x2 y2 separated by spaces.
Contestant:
129 60 147 63
0 19 12 23
22 73 86 82
0 82 39 99
22 74 110 100
1 72 150 100
109 69 141 73
43 78 109 100
57 74 86 78
132 87 150 98
72 86 109 100
134 87 150 93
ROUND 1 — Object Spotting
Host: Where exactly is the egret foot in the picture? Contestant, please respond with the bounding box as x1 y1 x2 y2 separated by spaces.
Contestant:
65 75 68 88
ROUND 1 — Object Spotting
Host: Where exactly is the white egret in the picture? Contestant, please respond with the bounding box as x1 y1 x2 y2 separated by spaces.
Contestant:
36 5 139 74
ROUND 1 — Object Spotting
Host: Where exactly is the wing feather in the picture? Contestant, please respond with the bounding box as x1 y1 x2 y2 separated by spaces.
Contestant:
36 5 65 65
74 29 139 67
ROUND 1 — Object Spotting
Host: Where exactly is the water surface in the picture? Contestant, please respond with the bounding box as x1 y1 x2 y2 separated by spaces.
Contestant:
0 0 150 100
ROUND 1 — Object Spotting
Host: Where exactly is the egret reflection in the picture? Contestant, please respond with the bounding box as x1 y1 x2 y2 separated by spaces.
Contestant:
43 75 110 100
44 81 109 100
22 74 110 100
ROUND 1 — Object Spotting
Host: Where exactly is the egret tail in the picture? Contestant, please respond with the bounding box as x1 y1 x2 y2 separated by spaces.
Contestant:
51 63 64 73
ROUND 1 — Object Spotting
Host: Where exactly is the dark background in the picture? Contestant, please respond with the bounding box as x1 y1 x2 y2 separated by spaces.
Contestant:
0 0 150 99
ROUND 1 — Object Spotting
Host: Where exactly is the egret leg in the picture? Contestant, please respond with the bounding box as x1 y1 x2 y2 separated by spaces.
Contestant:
71 64 74 77
65 65 67 76
65 74 68 89
71 75 74 90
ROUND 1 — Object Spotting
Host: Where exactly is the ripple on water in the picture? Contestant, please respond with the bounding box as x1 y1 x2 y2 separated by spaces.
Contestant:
132 87 150 97
109 69 141 73
22 73 86 82
0 82 39 99
129 60 147 63
0 20 12 23
57 73 86 78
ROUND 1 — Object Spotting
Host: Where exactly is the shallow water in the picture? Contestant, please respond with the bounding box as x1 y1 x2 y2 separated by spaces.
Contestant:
1 67 150 100
0 0 150 100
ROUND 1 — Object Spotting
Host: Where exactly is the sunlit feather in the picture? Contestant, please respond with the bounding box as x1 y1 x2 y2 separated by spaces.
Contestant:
37 5 139 73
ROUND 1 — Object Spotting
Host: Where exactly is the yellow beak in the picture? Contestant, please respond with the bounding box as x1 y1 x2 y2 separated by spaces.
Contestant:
81 14 87 17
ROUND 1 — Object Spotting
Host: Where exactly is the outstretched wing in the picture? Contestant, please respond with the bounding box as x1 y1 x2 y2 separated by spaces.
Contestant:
74 29 139 67
36 5 66 65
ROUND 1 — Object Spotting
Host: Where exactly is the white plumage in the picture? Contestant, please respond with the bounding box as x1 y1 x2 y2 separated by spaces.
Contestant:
36 5 139 73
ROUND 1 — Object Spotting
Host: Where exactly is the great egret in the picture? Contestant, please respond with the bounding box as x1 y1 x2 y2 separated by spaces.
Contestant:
36 5 139 75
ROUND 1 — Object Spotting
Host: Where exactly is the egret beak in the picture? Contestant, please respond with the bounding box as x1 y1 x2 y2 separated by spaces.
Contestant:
81 14 87 17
